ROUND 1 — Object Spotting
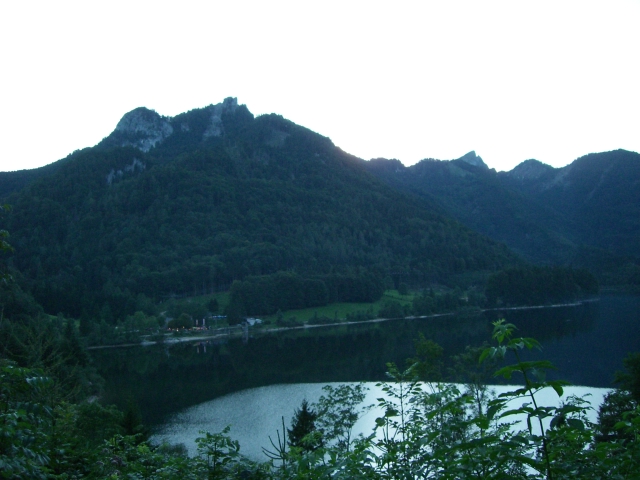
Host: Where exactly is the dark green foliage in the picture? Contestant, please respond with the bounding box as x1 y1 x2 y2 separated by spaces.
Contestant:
0 314 98 401
207 297 219 313
0 204 13 286
122 397 148 439
168 312 193 329
225 297 246 325
195 427 242 478
407 333 444 380
166 299 207 323
226 272 384 317
0 271 43 320
596 352 640 443
227 272 329 316
411 287 475 315
377 300 408 319
287 399 320 451
595 389 637 443
616 352 640 402
345 308 376 322
0 360 52 479
65 402 125 447
485 265 599 306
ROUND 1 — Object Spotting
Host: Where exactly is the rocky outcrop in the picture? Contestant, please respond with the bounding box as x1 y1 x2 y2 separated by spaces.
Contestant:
106 97 242 152
115 108 173 152
106 158 146 185
455 151 488 169
203 97 239 139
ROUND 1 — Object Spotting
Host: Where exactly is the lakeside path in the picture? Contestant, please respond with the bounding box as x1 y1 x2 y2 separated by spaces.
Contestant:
86 313 455 350
86 298 598 350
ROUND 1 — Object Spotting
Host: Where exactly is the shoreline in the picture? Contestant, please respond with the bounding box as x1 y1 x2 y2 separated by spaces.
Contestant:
87 297 599 350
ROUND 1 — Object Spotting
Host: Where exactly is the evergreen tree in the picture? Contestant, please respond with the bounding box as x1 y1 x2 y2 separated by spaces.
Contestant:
287 399 320 451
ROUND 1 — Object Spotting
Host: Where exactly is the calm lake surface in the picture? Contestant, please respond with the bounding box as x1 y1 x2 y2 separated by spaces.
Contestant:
91 294 640 434
151 383 612 460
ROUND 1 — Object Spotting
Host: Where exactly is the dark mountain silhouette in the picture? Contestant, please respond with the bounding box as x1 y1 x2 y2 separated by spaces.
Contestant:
500 149 640 258
0 99 518 318
363 153 575 264
364 149 640 283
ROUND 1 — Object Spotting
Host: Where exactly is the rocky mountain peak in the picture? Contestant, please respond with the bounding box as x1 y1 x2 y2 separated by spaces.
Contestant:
203 97 239 139
103 97 245 152
114 107 173 152
455 151 488 169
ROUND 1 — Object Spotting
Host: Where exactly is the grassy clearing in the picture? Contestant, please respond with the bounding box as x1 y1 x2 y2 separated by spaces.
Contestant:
379 290 415 305
210 291 230 311
261 290 417 324
159 289 419 327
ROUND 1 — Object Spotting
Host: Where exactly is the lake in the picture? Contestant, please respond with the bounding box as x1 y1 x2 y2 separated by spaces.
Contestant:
91 294 639 455
150 383 612 460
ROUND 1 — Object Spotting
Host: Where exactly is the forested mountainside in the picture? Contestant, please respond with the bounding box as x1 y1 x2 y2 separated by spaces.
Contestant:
364 150 640 284
500 149 640 258
364 153 574 265
0 161 67 196
0 99 518 319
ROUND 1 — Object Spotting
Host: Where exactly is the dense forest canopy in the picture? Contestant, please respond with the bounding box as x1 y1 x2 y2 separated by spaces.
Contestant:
1 100 519 320
364 149 640 285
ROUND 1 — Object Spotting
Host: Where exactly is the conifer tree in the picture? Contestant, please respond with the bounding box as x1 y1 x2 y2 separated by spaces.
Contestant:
287 399 320 451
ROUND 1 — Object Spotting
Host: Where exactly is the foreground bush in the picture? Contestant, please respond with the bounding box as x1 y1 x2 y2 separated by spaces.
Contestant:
2 321 639 479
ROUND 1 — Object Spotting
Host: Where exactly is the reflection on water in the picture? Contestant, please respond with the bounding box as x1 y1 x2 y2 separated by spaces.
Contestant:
91 295 639 428
151 383 612 461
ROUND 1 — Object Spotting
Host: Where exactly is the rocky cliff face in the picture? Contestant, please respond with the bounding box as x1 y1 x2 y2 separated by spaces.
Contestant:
202 97 239 139
115 107 173 152
456 151 488 169
105 97 241 152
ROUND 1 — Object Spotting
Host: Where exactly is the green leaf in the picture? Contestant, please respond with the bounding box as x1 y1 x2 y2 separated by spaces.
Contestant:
550 415 562 429
493 365 516 379
548 380 568 397
479 348 493 364
487 403 501 421
567 418 585 431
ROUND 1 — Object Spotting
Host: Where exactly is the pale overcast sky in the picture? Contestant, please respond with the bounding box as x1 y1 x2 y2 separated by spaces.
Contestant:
1 0 639 173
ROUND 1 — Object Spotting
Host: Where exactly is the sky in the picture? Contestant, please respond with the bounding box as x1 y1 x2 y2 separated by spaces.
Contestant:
1 0 639 173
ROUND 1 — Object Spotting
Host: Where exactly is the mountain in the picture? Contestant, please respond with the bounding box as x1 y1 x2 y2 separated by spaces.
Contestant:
364 150 640 282
0 162 68 197
364 153 575 264
500 149 640 258
1 99 518 318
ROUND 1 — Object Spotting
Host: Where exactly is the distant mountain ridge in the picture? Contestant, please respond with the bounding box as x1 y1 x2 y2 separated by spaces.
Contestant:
364 154 574 264
364 149 640 282
500 149 640 259
505 159 554 180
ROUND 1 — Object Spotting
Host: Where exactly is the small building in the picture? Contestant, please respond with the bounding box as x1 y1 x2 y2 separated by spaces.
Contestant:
245 317 263 326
